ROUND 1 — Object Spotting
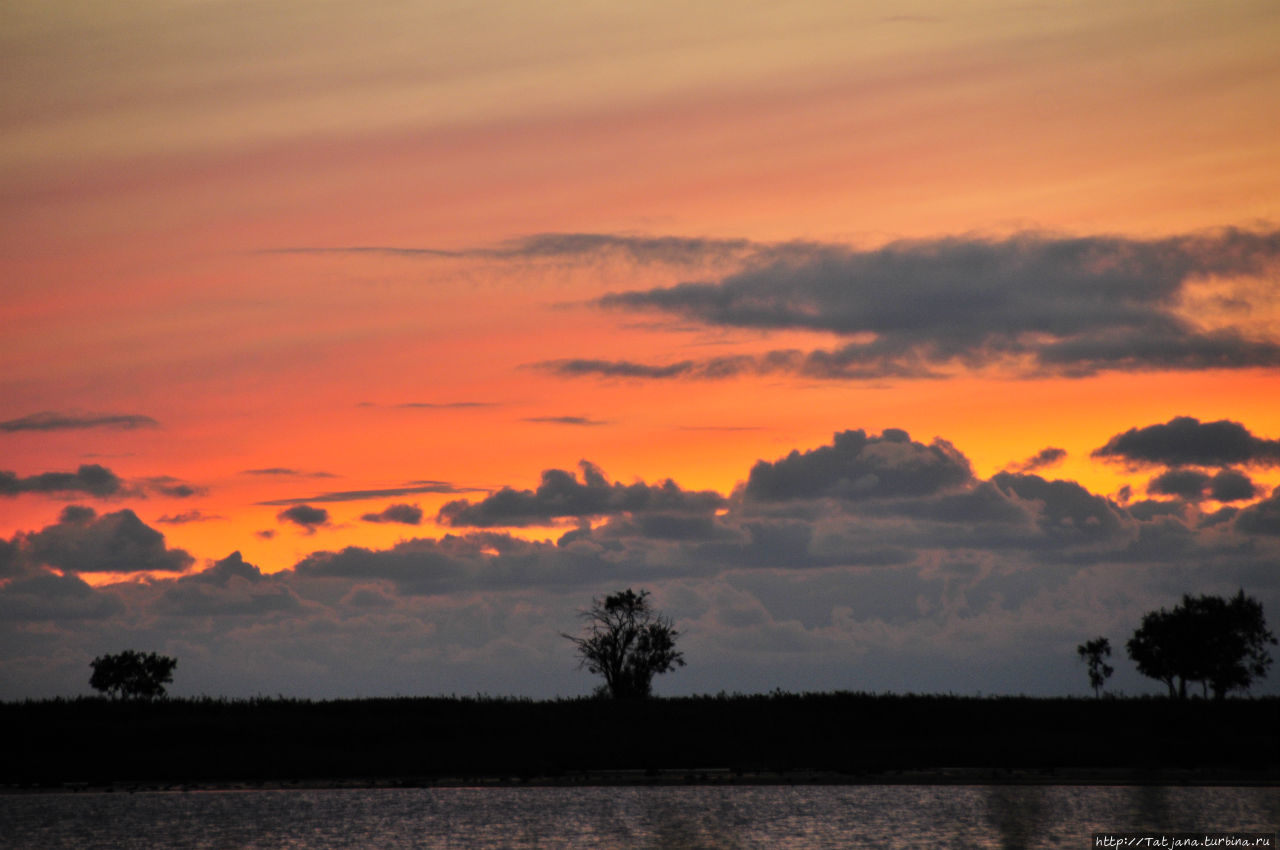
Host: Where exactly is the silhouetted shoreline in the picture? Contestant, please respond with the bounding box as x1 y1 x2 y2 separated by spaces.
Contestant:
6 693 1276 791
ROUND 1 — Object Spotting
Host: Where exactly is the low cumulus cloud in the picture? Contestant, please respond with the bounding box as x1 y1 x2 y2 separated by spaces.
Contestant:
743 429 973 502
277 505 330 533
1093 416 1280 468
1148 468 1258 503
4 417 1280 700
0 411 158 432
361 504 424 525
0 464 126 498
14 505 193 574
438 460 726 527
544 228 1280 381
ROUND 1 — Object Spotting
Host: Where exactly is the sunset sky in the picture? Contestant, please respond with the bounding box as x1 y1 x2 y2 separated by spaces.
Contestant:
3 0 1280 700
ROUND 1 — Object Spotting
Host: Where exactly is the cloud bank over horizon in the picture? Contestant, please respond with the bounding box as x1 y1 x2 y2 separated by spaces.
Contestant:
3 417 1278 702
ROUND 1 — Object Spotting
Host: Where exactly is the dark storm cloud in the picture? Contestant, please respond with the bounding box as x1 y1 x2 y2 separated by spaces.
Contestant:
743 429 973 502
438 460 726 527
522 416 611 426
1006 447 1067 474
361 504 424 525
0 411 158 432
0 464 126 498
1092 416 1280 467
258 482 466 506
277 504 329 532
563 228 1280 379
24 505 194 574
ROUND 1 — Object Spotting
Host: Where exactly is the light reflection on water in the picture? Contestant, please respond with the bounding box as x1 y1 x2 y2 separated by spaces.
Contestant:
3 784 1277 849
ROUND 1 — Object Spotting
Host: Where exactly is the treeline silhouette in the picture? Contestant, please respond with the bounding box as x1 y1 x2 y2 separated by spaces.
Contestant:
4 692 1276 788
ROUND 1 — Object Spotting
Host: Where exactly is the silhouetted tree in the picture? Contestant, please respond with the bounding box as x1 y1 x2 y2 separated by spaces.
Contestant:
1076 636 1114 698
1127 590 1275 699
89 650 177 700
564 588 684 699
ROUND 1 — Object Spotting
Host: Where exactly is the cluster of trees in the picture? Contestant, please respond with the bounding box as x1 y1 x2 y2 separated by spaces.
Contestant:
88 587 1272 703
1079 590 1276 699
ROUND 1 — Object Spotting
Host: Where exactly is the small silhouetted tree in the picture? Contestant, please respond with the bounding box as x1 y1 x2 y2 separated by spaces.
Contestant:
564 588 684 699
1127 590 1276 699
89 650 177 700
1077 636 1114 698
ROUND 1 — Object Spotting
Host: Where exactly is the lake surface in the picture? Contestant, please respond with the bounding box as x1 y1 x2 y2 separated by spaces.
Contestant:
3 784 1277 849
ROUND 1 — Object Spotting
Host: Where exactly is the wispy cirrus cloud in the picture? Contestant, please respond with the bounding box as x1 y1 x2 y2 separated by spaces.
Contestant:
522 416 612 427
0 411 158 432
257 481 470 506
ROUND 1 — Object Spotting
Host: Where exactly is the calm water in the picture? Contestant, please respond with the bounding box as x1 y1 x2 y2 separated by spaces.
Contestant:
3 784 1277 849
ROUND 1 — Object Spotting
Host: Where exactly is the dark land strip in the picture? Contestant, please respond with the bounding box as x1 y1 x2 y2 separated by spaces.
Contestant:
5 693 1276 790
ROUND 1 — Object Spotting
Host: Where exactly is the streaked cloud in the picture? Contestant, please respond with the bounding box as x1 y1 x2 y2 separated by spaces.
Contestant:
522 416 611 426
542 228 1280 381
0 412 158 432
258 482 468 506
0 464 126 498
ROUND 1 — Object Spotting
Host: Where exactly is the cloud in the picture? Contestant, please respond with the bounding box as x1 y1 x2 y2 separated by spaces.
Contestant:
1005 447 1067 474
0 464 126 498
554 228 1280 380
23 505 194 574
258 482 466 506
155 510 223 524
361 504 424 525
277 504 330 533
140 476 207 499
1234 488 1280 535
1093 416 1280 468
0 411 158 432
242 468 339 478
1148 467 1258 503
0 571 125 621
4 418 1280 701
522 416 611 426
438 460 726 527
158 552 299 616
271 233 768 267
743 428 973 502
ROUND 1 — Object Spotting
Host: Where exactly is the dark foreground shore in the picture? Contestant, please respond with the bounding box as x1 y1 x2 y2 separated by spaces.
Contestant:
6 693 1276 791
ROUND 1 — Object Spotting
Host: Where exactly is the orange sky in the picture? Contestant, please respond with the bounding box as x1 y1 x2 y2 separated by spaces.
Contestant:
2 0 1280 698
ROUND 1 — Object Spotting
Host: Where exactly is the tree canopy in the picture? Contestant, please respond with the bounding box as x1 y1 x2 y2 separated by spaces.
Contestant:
564 588 685 699
1126 590 1275 699
89 650 177 700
